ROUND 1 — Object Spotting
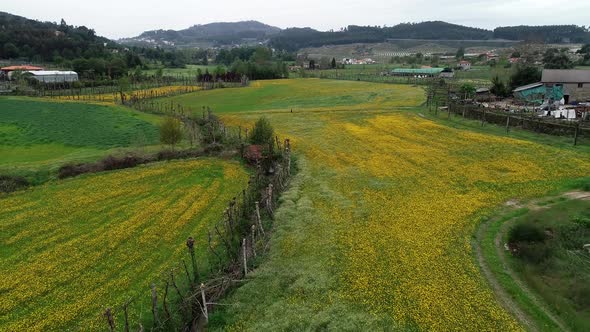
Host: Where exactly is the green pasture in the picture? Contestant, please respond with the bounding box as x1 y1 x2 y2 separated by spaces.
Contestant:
143 64 223 77
0 97 161 181
160 78 424 114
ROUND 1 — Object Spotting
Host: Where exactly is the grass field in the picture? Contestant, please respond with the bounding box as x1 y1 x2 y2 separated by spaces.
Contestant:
506 197 590 331
143 64 223 77
0 159 249 331
161 79 424 113
162 79 590 330
0 97 161 180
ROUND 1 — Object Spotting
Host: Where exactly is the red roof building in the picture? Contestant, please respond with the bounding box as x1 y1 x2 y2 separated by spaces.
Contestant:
1 65 44 73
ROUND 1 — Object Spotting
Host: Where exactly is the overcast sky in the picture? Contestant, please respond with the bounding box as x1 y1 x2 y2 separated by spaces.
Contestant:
4 0 590 39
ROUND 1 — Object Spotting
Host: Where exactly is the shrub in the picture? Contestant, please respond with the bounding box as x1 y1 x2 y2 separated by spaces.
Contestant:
518 242 552 264
250 117 274 145
160 117 183 148
508 222 546 244
0 175 29 193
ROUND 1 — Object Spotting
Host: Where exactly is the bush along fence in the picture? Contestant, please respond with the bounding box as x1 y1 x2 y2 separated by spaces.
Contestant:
42 79 248 104
102 116 293 331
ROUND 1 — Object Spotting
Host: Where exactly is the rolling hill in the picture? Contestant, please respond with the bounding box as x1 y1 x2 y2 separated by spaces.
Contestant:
119 21 281 47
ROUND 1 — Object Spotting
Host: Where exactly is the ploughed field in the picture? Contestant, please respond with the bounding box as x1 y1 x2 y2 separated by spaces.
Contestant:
165 79 590 330
0 159 249 331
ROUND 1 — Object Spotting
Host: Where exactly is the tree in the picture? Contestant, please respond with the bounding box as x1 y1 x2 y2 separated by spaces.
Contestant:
3 43 19 58
455 46 465 60
160 117 183 148
509 65 542 90
543 48 574 69
250 117 274 145
117 77 130 104
331 57 337 69
459 83 476 99
309 60 316 70
490 75 508 97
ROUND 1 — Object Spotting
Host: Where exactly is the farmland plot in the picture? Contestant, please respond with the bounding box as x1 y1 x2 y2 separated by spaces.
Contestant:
0 159 248 331
165 79 590 330
0 97 160 175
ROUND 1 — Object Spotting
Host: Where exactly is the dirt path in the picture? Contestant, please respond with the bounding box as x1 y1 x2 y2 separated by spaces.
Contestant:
474 191 589 331
475 215 538 331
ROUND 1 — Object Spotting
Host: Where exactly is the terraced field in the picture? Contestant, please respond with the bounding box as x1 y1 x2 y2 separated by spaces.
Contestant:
0 159 249 331
165 79 590 330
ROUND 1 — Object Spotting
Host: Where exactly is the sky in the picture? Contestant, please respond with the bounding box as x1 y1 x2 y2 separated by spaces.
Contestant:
3 0 590 40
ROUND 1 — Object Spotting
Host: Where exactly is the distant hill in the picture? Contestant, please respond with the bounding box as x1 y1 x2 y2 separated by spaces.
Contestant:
269 22 494 52
120 21 281 47
493 25 590 43
0 11 118 61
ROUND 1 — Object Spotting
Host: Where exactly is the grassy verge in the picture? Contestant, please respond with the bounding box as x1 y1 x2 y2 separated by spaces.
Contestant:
477 180 590 331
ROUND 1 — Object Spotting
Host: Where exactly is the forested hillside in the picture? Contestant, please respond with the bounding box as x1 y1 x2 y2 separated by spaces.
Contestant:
0 11 118 61
493 25 590 43
121 21 281 47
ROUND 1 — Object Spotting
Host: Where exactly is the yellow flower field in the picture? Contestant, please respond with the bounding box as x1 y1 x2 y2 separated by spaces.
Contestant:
181 80 590 330
0 159 248 331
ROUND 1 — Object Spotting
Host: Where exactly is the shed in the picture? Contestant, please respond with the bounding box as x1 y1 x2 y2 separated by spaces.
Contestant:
24 70 79 83
541 69 590 104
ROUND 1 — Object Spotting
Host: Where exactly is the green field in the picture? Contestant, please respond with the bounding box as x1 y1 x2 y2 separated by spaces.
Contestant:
143 64 223 77
159 79 590 330
0 97 161 180
0 159 249 331
161 78 424 113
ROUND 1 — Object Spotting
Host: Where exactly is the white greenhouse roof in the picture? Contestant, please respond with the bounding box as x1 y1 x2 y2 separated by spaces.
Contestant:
26 70 78 76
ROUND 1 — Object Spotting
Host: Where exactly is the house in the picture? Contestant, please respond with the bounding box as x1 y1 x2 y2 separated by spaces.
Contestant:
1 65 44 74
509 57 520 64
541 69 590 104
391 68 446 78
458 60 471 71
24 70 79 83
2 65 44 80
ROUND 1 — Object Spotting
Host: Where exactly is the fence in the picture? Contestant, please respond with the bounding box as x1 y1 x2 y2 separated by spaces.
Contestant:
102 114 293 331
429 102 589 146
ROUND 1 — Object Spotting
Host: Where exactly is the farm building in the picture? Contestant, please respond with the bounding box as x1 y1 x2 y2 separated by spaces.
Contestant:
1 65 44 74
458 60 471 70
2 65 44 80
24 70 79 83
513 82 564 104
391 68 446 78
541 69 590 104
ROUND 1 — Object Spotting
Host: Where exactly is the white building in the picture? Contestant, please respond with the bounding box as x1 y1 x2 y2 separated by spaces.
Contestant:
25 71 79 83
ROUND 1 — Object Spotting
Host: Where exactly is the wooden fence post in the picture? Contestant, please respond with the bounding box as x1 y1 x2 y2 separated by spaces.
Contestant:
151 283 159 327
200 284 209 323
242 238 248 277
104 307 115 332
574 123 579 146
255 202 265 236
505 115 510 133
251 225 257 257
